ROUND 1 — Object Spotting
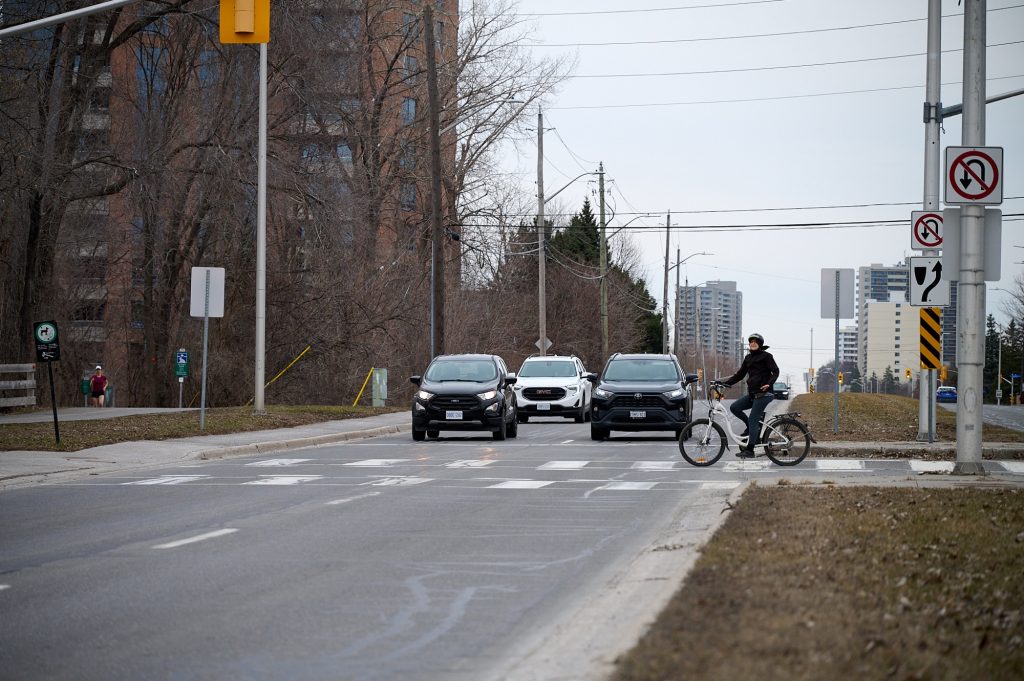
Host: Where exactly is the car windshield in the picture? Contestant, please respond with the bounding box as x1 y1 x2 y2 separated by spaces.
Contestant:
773 382 788 390
424 359 498 382
603 359 678 382
518 360 577 378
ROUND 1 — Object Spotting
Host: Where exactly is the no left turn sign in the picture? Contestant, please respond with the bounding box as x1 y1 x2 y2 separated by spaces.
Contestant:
945 146 1003 205
910 211 943 250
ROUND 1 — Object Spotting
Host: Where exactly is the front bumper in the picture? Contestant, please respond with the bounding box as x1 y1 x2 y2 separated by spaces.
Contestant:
591 396 689 431
412 396 505 431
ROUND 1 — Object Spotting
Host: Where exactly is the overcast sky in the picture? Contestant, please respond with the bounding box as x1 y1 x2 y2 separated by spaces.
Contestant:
487 0 1024 389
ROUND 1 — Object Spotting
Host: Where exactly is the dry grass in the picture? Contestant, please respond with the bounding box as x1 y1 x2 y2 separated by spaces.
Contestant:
613 486 1024 681
0 405 403 452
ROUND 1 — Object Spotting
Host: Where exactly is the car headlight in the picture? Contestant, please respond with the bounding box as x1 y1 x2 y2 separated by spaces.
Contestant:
416 390 434 400
513 384 523 391
663 388 685 399
594 387 612 399
565 385 579 394
477 390 498 400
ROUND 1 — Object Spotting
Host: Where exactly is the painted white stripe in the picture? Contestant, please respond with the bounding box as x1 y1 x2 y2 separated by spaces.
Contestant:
153 528 238 549
344 459 410 467
246 458 312 467
701 481 742 490
243 475 323 485
561 439 575 444
910 460 955 473
326 492 382 506
815 459 866 471
360 476 432 487
999 461 1024 474
539 461 589 470
488 480 555 489
122 475 208 485
631 461 677 471
446 459 496 468
723 461 772 472
0 584 10 592
597 481 658 491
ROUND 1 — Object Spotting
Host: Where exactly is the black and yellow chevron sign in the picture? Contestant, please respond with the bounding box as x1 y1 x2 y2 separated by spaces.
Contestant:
920 307 942 369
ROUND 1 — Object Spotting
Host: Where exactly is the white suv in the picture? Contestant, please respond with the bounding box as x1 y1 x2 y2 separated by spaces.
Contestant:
514 355 592 423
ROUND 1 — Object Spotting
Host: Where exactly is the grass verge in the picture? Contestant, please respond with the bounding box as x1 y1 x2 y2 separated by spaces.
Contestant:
0 405 403 452
613 485 1024 681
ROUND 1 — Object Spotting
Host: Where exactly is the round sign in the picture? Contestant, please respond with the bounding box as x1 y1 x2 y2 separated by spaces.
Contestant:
913 212 943 248
948 149 999 201
34 322 58 344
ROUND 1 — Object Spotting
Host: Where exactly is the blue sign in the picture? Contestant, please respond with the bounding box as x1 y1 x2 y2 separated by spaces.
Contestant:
1013 373 1021 379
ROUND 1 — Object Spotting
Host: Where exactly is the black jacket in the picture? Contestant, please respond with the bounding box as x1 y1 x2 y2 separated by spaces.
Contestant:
726 347 780 395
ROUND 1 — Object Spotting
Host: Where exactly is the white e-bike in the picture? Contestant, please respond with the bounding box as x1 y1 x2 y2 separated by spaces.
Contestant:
678 380 813 466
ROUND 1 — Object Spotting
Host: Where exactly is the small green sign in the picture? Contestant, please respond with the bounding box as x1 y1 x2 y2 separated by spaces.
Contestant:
175 350 189 378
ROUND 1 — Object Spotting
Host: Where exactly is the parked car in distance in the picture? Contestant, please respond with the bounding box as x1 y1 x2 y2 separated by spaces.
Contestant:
514 355 592 423
410 354 518 441
772 382 791 400
588 353 698 441
936 385 958 403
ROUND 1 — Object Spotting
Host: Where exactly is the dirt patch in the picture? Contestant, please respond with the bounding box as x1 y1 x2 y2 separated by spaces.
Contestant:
613 486 1024 681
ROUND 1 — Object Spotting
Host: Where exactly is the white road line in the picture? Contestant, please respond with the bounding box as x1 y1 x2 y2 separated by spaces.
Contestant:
701 481 742 490
999 461 1024 474
242 475 323 485
596 482 658 491
343 459 410 467
122 475 209 485
0 584 10 592
910 460 955 473
326 492 382 505
561 439 575 444
722 461 772 472
446 459 496 468
815 459 866 471
153 529 238 549
631 461 677 471
487 480 555 489
539 461 589 470
360 476 432 487
246 458 313 467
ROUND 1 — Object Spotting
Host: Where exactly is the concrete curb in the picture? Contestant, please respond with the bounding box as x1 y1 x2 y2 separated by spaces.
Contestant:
195 424 409 460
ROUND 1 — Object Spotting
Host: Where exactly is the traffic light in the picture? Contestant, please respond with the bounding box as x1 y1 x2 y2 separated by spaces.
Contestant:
940 365 948 382
905 368 912 380
838 372 844 385
220 0 270 43
698 368 704 382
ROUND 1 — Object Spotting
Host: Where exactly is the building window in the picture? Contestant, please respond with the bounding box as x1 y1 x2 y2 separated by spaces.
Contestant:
404 55 419 83
336 143 352 163
403 12 420 40
399 143 416 171
401 98 417 125
400 181 417 211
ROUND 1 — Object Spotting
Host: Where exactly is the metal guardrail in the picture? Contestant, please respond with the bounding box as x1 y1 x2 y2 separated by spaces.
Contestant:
0 364 37 408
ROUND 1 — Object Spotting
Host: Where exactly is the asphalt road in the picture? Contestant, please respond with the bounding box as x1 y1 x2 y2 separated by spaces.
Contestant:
1 414 1017 681
939 402 1024 431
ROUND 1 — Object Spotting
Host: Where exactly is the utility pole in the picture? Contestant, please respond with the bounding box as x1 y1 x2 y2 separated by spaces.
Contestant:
673 247 681 358
918 0 941 442
537 109 547 356
662 211 671 354
253 42 268 413
424 5 444 359
599 163 608 361
954 0 987 475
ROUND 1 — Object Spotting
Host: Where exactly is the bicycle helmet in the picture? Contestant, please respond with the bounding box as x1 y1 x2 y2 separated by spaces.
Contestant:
747 333 764 347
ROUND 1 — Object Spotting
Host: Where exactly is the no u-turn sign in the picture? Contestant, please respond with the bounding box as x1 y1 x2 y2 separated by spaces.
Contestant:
945 146 1003 205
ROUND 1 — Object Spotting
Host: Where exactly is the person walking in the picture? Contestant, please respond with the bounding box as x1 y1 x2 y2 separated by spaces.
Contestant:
721 333 780 458
89 365 108 407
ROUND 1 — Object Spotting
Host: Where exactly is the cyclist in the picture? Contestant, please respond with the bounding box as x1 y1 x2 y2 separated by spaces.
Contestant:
721 333 780 458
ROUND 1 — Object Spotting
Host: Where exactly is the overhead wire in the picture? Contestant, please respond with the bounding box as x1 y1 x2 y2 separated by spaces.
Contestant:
517 0 785 17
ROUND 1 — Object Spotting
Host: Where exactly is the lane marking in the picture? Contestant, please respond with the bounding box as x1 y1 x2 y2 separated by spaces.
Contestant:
722 461 772 472
446 459 496 468
561 439 575 444
0 584 10 592
632 461 677 471
910 460 955 473
539 461 589 470
487 480 555 489
595 481 658 491
247 458 313 467
153 528 238 549
815 459 866 471
326 492 382 505
999 461 1024 474
243 475 323 485
360 476 432 487
701 481 742 490
122 475 209 485
343 459 410 467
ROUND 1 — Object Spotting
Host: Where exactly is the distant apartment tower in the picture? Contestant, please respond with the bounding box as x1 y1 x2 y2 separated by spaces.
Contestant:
838 326 858 366
676 280 744 366
862 300 920 386
856 261 957 379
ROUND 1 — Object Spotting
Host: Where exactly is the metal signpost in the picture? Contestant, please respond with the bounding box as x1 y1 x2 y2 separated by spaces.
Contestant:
820 269 854 434
175 349 189 408
191 267 226 431
34 321 61 443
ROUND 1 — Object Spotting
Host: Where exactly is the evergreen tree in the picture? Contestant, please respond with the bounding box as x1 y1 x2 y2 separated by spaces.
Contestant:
548 198 600 265
985 314 1000 402
882 366 896 394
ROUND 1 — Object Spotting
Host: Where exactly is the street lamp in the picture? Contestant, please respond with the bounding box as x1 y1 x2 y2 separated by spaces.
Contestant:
666 251 711 355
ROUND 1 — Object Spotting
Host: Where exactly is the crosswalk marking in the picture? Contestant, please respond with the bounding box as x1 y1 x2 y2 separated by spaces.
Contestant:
360 476 432 487
344 459 410 467
247 459 312 467
487 480 555 489
596 481 658 491
909 460 955 473
539 461 589 470
701 481 741 490
815 459 866 471
999 461 1024 474
722 461 772 472
446 459 496 468
123 475 208 485
243 475 323 485
631 461 677 471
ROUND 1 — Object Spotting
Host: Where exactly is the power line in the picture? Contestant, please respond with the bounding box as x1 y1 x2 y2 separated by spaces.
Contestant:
518 0 784 17
522 4 1024 48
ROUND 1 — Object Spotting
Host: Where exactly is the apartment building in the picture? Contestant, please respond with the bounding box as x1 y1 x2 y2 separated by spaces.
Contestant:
862 299 920 384
839 326 858 366
676 280 744 366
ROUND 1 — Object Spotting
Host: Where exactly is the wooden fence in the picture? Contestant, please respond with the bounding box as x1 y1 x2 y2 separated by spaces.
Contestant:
0 364 37 408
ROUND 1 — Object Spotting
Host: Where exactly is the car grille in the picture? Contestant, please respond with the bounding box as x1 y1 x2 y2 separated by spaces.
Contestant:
431 395 479 409
610 394 666 409
523 387 567 401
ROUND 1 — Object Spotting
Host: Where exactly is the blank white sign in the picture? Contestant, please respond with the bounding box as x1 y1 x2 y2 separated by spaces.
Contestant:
190 267 225 318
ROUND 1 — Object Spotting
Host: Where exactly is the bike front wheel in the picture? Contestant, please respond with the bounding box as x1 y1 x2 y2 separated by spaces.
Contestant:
679 418 727 466
762 417 811 466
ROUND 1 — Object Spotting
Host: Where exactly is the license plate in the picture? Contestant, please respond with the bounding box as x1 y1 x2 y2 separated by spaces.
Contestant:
629 410 646 419
445 410 463 420
537 403 550 411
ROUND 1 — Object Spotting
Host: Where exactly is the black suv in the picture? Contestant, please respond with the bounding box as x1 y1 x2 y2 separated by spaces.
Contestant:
588 353 697 441
410 354 518 441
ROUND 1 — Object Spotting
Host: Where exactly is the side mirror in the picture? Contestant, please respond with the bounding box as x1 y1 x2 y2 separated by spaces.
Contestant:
685 373 699 385
410 375 422 386
585 372 599 383
505 373 517 386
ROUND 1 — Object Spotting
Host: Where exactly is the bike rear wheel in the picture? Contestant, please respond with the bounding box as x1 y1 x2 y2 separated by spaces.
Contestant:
679 418 727 466
762 417 811 466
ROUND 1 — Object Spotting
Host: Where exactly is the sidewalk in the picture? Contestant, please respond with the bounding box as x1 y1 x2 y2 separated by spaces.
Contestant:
0 411 408 491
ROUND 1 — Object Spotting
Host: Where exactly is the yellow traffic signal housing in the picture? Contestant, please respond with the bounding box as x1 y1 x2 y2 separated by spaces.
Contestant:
905 368 912 380
838 372 844 385
697 368 704 382
940 365 948 382
220 0 270 43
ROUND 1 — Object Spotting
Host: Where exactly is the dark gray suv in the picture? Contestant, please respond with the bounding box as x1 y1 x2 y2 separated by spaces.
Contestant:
410 354 518 441
588 353 697 441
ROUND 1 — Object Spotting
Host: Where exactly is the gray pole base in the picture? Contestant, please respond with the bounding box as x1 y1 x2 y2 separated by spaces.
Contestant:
952 461 987 476
916 432 938 443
